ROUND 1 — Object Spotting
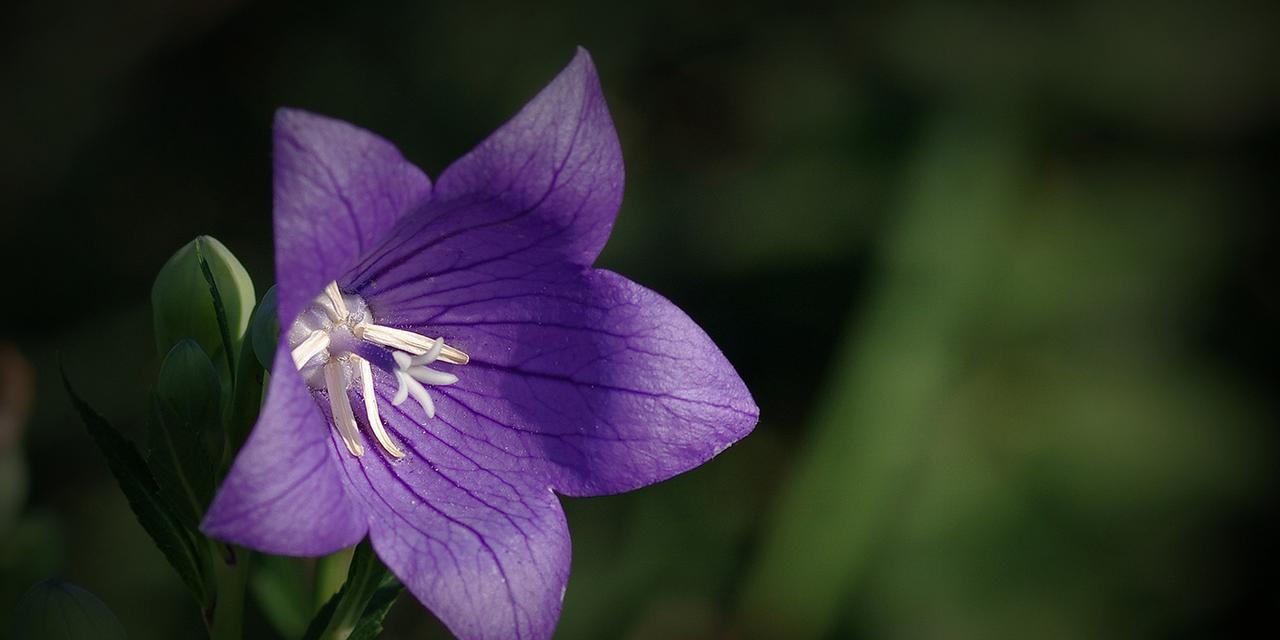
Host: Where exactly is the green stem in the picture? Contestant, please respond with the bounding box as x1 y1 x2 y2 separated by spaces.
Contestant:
320 541 388 640
209 543 251 640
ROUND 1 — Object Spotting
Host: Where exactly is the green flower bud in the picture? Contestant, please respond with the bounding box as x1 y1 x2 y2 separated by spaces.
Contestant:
156 339 222 430
250 285 280 372
148 340 220 527
151 236 255 370
8 580 126 640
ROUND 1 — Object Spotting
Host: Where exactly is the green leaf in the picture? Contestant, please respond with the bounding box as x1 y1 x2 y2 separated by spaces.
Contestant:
148 340 220 529
345 579 404 640
62 370 213 607
300 588 340 640
301 540 400 640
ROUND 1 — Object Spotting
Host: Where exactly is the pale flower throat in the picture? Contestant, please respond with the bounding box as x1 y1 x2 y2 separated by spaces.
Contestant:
286 282 468 459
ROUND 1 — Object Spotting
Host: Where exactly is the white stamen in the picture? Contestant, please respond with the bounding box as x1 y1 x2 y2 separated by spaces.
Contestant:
406 366 458 386
354 323 470 365
353 356 405 459
291 330 330 369
324 361 364 457
290 286 465 458
394 370 436 418
324 281 349 321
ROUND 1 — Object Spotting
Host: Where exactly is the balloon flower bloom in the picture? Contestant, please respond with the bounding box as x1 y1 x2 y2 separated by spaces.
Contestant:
203 48 757 640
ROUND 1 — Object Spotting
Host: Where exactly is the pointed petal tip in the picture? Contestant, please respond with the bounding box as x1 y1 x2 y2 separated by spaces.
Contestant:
570 45 596 70
428 43 623 266
272 106 321 132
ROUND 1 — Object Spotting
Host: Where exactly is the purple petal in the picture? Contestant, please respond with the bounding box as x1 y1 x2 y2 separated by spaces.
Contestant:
201 345 367 555
346 48 621 294
272 108 432 323
358 261 758 496
340 373 569 640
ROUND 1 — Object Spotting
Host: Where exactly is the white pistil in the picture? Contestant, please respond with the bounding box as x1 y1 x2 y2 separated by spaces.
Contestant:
324 361 364 457
324 281 349 321
353 355 405 459
393 370 436 419
291 330 330 369
355 323 470 365
390 337 457 419
407 366 458 386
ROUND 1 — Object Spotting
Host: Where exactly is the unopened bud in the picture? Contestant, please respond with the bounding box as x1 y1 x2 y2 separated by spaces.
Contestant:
250 285 280 371
151 236 255 369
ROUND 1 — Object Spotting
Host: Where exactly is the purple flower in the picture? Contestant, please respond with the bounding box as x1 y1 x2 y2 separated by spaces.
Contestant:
201 48 757 640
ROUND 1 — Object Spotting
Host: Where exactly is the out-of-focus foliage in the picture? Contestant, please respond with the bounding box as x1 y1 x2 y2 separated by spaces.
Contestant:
8 580 126 640
1 0 1275 638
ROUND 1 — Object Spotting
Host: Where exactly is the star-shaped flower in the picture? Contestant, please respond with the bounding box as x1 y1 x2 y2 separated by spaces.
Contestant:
202 48 757 640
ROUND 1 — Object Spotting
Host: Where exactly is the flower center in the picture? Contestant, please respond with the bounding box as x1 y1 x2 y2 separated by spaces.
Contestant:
286 282 467 459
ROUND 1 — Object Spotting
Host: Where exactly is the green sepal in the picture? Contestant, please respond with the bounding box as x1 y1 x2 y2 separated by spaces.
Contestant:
152 236 255 378
8 579 127 640
148 339 220 530
62 370 213 607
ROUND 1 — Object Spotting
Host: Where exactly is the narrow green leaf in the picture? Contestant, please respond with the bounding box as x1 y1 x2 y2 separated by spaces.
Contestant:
301 540 397 640
194 237 238 379
62 370 213 606
300 589 340 640
345 579 404 640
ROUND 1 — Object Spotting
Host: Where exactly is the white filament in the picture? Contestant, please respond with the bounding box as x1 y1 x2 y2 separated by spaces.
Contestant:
324 281 349 321
355 323 470 365
353 356 405 459
291 330 330 369
290 282 468 459
324 361 364 457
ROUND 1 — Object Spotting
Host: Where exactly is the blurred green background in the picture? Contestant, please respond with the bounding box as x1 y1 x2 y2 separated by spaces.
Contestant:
2 0 1277 638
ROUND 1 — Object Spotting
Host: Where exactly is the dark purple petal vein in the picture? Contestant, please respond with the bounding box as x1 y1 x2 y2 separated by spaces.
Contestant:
338 374 569 640
345 47 621 294
357 247 757 495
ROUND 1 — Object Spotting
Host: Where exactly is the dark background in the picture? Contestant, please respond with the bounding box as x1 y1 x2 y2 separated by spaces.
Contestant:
2 1 1277 638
